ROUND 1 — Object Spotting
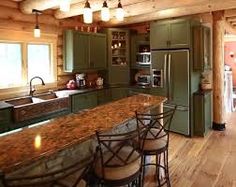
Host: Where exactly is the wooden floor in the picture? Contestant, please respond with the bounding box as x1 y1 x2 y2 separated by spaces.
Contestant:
145 112 236 187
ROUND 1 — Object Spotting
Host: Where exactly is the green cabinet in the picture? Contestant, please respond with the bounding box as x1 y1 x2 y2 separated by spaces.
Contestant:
193 91 212 136
193 26 211 71
129 87 150 96
97 89 112 105
71 92 98 113
64 30 107 72
90 34 107 69
150 19 191 49
111 87 128 101
106 28 130 85
0 107 12 133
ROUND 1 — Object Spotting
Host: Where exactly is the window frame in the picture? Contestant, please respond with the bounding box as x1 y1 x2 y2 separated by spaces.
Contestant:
0 29 58 99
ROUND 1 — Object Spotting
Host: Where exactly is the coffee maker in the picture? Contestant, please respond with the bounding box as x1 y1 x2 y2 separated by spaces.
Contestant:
76 73 86 88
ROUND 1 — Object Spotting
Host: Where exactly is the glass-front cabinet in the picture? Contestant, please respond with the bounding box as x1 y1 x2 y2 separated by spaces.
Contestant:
106 29 130 85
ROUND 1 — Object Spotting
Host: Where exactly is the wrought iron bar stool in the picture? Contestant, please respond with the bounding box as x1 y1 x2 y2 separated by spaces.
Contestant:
92 129 143 187
0 159 90 187
135 106 176 187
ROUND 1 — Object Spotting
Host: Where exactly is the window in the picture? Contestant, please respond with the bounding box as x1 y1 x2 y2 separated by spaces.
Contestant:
0 42 55 89
27 44 54 83
0 43 22 88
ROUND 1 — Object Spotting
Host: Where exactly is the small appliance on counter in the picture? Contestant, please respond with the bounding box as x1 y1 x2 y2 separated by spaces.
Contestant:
66 80 76 89
76 73 86 88
96 77 104 87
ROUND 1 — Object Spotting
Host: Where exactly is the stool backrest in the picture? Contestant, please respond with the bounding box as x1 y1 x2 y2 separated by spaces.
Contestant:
135 106 176 147
95 130 141 178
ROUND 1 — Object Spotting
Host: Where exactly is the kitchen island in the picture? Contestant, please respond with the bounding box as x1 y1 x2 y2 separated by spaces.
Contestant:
0 94 166 178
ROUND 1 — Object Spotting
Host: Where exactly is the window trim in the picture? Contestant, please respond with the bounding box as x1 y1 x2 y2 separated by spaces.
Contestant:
0 29 58 100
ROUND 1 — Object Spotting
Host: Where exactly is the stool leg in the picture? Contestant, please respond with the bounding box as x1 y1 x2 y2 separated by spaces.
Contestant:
142 155 146 187
164 150 171 187
156 153 161 187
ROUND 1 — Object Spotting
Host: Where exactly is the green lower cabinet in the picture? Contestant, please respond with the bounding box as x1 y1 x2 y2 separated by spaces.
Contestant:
71 92 98 113
129 88 150 96
193 91 212 136
97 89 112 105
111 88 129 101
0 108 12 133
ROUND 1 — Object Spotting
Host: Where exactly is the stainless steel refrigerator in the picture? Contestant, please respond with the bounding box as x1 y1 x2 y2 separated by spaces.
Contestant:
151 49 194 136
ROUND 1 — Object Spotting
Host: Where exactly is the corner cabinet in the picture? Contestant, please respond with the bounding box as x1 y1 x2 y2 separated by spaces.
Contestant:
63 30 107 72
106 28 130 85
150 19 191 49
193 91 212 136
193 26 211 71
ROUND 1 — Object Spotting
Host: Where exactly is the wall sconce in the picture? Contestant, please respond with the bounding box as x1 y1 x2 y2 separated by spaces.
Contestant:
101 0 110 22
32 9 42 38
59 0 71 12
83 0 93 24
116 0 124 21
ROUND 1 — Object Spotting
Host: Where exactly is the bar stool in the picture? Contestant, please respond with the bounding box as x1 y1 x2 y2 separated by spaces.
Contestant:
0 159 90 187
135 106 176 187
92 130 143 187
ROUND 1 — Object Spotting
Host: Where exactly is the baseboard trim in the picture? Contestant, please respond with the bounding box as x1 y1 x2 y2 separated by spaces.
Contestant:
212 122 226 131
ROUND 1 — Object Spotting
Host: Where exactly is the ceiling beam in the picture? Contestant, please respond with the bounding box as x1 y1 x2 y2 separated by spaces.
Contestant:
19 0 82 14
54 0 146 19
99 0 236 26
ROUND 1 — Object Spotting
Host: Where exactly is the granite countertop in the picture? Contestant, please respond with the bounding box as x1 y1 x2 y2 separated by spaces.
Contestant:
0 94 166 173
0 101 13 110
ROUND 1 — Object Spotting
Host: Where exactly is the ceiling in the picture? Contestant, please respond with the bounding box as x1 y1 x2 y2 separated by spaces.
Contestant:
9 0 236 29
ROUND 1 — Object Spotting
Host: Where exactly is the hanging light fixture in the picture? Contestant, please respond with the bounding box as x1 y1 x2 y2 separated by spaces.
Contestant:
59 0 71 12
116 0 124 21
32 9 42 38
83 0 93 24
101 0 110 22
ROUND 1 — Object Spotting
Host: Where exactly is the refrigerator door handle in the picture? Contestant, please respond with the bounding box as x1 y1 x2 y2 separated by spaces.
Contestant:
164 54 167 87
168 54 171 101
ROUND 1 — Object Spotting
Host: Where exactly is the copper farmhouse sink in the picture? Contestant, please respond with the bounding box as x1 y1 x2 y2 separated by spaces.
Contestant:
5 93 69 123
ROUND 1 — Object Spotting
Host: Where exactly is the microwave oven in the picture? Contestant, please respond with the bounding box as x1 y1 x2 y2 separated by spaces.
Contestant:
136 52 151 65
137 74 151 86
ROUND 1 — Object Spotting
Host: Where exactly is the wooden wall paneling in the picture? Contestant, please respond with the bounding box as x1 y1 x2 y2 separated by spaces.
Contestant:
0 0 19 9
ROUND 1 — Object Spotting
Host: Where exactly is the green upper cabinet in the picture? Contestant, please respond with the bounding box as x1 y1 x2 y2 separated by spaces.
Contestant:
90 34 107 69
150 19 190 49
106 28 130 85
64 30 107 72
193 26 211 71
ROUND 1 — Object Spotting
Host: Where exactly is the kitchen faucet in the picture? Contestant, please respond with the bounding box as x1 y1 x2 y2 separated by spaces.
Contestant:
29 76 45 96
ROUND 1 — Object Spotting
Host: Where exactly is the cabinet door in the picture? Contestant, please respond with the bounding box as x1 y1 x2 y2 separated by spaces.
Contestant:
109 67 130 85
204 92 212 133
169 20 190 49
0 108 12 133
203 27 211 70
90 34 107 69
71 92 97 113
97 89 112 105
111 88 128 101
150 21 169 49
74 32 89 70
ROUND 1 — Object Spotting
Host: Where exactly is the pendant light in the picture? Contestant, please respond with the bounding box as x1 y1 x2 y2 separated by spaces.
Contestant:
116 0 124 21
83 0 93 24
32 9 42 38
101 0 110 22
59 0 71 12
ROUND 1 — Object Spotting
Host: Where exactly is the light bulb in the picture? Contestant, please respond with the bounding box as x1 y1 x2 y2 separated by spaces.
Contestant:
116 1 124 21
83 1 93 24
60 0 70 12
101 1 110 22
34 26 40 38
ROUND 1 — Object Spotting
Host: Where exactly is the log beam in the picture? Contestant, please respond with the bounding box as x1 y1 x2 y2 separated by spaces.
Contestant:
212 11 226 131
19 0 82 14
